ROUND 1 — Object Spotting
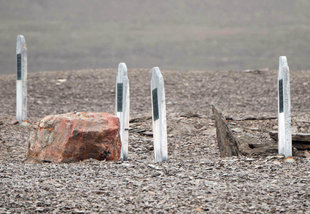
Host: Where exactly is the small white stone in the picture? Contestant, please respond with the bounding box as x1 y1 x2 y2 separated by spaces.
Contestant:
244 158 255 162
148 164 162 170
275 154 285 159
57 78 67 83
273 160 282 165
232 128 243 133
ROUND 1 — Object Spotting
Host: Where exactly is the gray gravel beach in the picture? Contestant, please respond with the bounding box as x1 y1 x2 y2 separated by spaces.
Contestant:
0 69 309 213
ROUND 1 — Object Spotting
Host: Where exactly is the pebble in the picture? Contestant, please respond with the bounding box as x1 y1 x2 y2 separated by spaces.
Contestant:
275 154 285 159
148 164 162 170
20 121 31 127
244 158 255 162
304 150 310 158
249 127 260 131
10 120 19 125
273 160 282 165
232 128 243 133
284 157 296 163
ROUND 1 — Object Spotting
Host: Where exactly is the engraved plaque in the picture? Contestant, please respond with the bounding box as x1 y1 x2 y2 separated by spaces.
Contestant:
17 54 22 80
279 79 284 113
117 83 123 112
152 88 159 121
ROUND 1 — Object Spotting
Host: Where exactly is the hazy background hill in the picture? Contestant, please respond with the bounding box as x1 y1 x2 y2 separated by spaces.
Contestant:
0 0 310 74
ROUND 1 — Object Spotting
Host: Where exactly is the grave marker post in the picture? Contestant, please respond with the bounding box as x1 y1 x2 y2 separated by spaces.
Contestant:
16 35 27 123
151 67 168 162
116 63 130 160
278 56 292 157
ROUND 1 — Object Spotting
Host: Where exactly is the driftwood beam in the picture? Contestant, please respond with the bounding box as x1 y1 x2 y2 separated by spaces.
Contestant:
226 116 277 121
269 131 310 150
212 105 240 157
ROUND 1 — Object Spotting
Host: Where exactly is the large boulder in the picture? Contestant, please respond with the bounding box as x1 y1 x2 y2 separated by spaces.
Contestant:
28 112 121 163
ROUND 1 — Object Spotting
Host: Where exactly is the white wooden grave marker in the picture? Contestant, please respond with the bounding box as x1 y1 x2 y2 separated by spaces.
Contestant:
278 56 292 157
16 35 27 123
116 63 130 160
151 67 168 162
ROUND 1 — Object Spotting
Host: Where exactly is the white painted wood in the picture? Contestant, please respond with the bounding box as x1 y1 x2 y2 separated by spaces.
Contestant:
278 56 292 157
151 67 168 162
16 35 27 122
116 63 130 160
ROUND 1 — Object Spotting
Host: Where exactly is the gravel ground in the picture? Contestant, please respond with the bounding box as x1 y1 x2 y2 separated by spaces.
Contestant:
0 69 309 213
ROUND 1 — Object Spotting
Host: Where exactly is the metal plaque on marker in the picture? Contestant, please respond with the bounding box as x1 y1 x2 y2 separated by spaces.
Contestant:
117 83 123 112
17 54 22 80
152 88 159 121
279 79 284 113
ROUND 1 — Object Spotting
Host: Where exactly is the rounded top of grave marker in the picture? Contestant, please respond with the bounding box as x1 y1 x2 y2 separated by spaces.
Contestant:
279 56 288 68
151 67 163 80
278 56 289 79
16 35 26 54
118 63 128 77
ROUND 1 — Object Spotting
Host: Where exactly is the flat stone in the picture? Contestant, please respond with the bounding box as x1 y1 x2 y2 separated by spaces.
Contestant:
20 121 31 127
304 150 310 158
275 154 285 159
232 128 243 133
269 131 310 150
10 120 19 125
284 157 296 163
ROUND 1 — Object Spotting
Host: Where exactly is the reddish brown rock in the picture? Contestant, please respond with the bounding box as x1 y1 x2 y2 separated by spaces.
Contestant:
28 112 121 163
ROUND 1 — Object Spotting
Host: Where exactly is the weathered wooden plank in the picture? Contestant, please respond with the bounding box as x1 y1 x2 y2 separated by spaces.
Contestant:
270 131 310 150
212 105 240 157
